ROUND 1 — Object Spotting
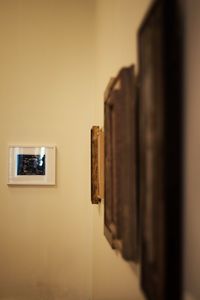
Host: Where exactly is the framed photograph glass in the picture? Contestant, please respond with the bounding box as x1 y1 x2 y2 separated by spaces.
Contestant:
8 145 56 185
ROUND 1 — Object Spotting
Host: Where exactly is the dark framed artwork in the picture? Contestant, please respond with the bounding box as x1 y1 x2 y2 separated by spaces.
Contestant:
138 1 183 299
104 65 139 261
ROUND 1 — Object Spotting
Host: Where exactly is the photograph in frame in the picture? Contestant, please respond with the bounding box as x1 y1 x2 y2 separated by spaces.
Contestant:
8 145 56 185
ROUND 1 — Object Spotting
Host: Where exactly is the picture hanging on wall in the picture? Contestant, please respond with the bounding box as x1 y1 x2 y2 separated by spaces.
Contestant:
8 145 56 185
91 126 104 204
138 0 182 299
104 65 139 262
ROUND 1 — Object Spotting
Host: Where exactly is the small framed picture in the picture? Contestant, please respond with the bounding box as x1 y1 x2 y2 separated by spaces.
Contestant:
91 126 101 204
91 126 104 204
8 145 56 185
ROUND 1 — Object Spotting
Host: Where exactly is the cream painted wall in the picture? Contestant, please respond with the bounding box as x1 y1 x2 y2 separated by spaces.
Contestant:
183 0 200 300
92 1 151 300
0 1 160 300
0 1 95 299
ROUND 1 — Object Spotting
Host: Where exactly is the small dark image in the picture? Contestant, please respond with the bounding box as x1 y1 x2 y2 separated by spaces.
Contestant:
17 154 45 176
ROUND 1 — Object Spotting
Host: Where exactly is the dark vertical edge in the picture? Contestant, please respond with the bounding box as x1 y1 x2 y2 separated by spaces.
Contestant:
120 66 139 262
163 0 183 299
104 98 115 248
137 0 183 299
135 73 140 264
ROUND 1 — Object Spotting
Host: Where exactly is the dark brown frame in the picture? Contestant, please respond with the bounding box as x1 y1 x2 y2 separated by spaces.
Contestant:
138 1 183 299
104 65 139 261
91 126 101 204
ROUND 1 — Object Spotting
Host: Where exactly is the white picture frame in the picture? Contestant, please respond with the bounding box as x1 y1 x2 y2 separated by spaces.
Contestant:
8 145 56 185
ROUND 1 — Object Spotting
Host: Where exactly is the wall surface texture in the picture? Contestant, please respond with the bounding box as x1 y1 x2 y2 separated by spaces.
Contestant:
0 1 95 299
92 1 151 300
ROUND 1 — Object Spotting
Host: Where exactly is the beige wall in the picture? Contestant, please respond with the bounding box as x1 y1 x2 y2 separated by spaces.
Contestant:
0 1 95 299
183 0 200 300
0 0 154 300
92 1 151 300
